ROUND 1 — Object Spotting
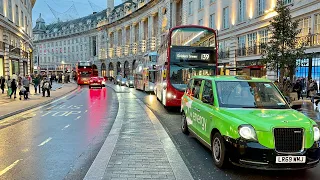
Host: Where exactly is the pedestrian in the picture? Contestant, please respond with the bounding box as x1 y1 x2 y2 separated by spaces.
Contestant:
19 85 26 100
0 76 5 94
42 78 52 97
12 73 17 80
293 80 302 100
309 80 316 103
22 76 30 99
10 79 17 99
33 75 40 94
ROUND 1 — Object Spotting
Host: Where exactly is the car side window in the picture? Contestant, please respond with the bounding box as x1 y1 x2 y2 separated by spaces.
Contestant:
201 80 214 105
192 79 202 99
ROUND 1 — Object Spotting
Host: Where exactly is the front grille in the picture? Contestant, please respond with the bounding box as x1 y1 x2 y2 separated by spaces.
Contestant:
274 128 303 153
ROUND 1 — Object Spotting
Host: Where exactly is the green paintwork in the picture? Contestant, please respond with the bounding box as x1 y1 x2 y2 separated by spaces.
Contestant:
181 75 317 149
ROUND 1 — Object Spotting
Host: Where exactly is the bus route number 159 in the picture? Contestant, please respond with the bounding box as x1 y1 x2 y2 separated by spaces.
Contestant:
201 54 210 60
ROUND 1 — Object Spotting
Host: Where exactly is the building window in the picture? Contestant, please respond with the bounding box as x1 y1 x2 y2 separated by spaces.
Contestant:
238 35 246 47
80 45 83 51
223 7 229 29
188 1 193 15
198 19 203 25
25 16 27 29
315 14 320 33
199 0 204 9
76 46 79 52
0 0 3 15
298 17 311 36
258 29 268 44
283 0 292 5
8 0 12 20
238 0 246 22
247 32 257 47
257 0 265 16
21 11 24 27
64 47 66 53
15 5 19 25
209 13 215 28
72 46 74 52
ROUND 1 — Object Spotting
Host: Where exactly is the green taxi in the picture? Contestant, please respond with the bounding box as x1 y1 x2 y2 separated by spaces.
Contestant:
181 75 320 170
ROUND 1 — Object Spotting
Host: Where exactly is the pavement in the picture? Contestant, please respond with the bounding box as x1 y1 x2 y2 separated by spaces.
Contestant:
85 83 193 180
0 82 78 120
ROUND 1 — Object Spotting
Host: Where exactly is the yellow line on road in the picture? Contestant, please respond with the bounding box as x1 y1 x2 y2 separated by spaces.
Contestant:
38 137 52 147
0 159 22 176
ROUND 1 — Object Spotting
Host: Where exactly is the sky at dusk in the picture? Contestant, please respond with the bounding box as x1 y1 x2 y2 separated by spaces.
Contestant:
32 0 122 26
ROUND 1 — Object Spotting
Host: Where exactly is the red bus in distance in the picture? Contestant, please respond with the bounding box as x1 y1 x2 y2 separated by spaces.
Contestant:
154 25 218 107
76 61 93 85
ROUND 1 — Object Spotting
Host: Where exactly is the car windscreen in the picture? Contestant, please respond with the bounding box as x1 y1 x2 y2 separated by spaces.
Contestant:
215 81 289 109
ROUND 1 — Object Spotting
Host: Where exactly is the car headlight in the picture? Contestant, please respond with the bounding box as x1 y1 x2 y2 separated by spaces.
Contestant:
313 126 320 141
150 86 153 89
130 81 133 83
238 125 257 141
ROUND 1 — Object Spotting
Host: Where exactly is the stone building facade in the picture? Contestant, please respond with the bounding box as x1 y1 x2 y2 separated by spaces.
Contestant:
0 0 35 79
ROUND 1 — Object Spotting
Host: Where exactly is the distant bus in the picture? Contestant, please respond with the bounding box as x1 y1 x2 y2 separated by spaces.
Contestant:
76 61 93 85
154 25 218 107
134 52 158 92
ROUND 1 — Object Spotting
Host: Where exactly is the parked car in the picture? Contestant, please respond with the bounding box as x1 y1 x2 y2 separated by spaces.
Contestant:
126 76 134 88
114 75 122 85
89 77 103 89
121 78 127 86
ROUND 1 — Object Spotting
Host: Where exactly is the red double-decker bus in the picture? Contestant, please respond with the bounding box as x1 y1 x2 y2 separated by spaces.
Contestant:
154 25 218 107
76 61 93 85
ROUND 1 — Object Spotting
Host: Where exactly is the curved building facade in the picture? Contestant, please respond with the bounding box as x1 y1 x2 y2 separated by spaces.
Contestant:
0 0 34 79
98 0 182 77
32 10 108 75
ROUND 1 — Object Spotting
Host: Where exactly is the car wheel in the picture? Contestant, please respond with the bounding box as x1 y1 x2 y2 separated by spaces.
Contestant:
89 86 91 89
212 132 229 168
181 112 189 135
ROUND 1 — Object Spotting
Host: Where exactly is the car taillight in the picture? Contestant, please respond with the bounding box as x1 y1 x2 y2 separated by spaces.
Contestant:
98 80 101 82
90 80 93 82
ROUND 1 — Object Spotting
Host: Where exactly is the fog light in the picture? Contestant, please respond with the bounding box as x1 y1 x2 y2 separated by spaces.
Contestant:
173 95 176 99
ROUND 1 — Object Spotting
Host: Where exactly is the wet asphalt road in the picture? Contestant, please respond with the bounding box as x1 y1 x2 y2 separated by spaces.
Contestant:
0 86 118 180
119 85 320 180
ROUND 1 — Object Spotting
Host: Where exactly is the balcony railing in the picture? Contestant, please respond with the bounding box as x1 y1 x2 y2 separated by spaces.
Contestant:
148 37 156 51
236 43 266 57
131 43 138 55
218 50 230 59
140 40 146 53
107 48 114 58
296 33 320 47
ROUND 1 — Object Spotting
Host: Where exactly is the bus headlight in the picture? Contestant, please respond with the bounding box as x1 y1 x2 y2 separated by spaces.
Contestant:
150 86 153 90
313 126 320 141
167 92 172 98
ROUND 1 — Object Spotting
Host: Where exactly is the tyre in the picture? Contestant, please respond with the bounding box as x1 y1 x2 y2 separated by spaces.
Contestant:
181 112 189 135
89 86 91 89
211 132 229 168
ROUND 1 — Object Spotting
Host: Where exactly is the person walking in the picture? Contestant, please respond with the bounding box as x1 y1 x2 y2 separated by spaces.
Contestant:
309 80 316 104
42 78 52 97
22 76 30 99
0 76 5 94
10 79 17 99
33 75 40 94
293 80 302 100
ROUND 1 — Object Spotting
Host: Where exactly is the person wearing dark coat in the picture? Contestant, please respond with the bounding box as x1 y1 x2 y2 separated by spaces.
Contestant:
0 76 5 94
10 79 17 99
293 80 302 100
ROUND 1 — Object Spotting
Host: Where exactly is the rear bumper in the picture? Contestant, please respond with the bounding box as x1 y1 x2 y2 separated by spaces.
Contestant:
89 83 102 87
224 136 320 170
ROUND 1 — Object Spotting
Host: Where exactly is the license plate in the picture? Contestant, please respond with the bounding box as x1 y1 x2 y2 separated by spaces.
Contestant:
84 81 88 84
276 156 306 163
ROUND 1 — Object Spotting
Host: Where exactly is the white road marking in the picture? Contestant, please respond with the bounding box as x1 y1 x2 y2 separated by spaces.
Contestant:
75 116 81 120
85 110 88 113
0 159 22 176
38 137 52 147
61 124 70 130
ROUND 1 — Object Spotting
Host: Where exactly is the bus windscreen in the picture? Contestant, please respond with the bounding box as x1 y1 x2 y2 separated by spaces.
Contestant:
171 27 216 47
